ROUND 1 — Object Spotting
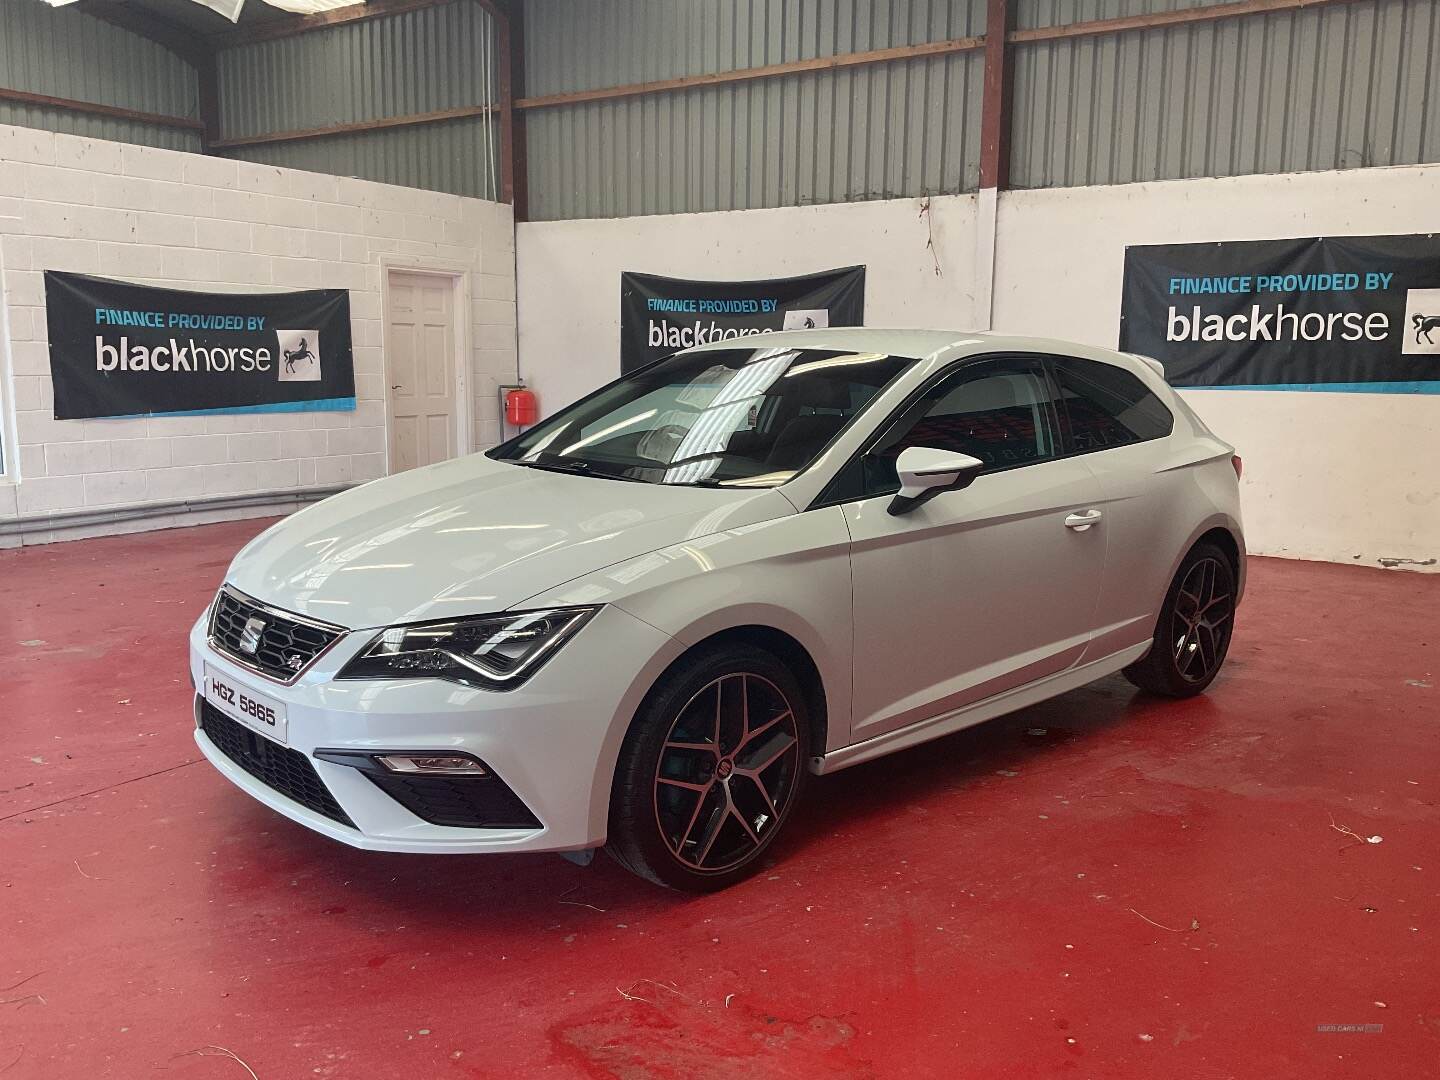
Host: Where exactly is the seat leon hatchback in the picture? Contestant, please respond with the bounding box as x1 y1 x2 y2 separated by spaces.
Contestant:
191 329 1243 890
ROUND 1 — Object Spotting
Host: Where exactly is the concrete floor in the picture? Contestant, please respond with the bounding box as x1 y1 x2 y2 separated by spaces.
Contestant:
1 520 1437 1079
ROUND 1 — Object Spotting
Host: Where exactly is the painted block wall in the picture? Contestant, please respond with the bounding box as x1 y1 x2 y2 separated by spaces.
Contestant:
517 195 981 412
0 123 517 545
516 164 1438 571
991 167 1437 571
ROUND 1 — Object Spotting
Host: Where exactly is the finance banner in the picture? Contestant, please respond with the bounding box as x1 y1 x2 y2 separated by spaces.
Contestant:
46 271 356 419
1119 234 1440 393
620 266 866 373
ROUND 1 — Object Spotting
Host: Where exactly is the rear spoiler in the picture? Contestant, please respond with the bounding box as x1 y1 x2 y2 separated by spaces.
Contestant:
1127 353 1168 380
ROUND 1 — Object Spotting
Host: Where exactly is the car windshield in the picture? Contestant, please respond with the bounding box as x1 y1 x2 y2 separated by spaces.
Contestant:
490 347 914 487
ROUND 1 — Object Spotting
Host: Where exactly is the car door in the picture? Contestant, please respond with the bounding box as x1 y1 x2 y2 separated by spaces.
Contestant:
1047 354 1189 664
830 355 1109 742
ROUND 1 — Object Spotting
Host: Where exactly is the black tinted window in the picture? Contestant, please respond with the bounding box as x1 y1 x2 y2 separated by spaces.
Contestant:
1053 357 1173 452
828 357 1059 501
491 347 912 487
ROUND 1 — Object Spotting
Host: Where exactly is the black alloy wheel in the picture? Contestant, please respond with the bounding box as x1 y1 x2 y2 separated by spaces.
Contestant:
1124 541 1236 698
608 644 809 891
1169 556 1234 684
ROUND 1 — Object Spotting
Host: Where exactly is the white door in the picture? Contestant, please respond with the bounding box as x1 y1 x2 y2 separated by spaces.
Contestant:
842 356 1108 741
386 271 459 473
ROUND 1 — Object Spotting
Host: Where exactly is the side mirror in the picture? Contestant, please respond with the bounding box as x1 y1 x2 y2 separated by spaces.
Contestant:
886 447 985 516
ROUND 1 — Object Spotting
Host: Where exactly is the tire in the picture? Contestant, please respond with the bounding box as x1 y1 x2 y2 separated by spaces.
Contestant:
607 643 811 892
1123 541 1237 698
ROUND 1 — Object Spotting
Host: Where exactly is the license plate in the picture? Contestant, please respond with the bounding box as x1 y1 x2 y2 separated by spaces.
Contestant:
203 664 288 744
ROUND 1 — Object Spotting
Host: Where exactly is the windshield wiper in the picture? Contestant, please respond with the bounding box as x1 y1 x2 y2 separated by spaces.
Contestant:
663 477 730 487
508 458 650 483
510 459 591 476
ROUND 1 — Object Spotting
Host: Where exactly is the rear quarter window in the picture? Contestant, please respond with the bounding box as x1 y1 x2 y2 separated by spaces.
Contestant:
1052 357 1173 452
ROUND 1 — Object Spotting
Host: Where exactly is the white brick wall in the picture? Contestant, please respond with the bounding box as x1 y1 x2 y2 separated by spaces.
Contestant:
0 125 517 545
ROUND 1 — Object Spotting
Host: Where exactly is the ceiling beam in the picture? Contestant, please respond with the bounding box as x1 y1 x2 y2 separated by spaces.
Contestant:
496 0 526 219
0 86 204 132
978 0 1014 191
207 103 497 149
1008 0 1369 44
196 51 222 150
493 0 515 207
515 34 986 112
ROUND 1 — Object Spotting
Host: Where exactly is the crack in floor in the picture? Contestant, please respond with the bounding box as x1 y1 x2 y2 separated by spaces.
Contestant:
0 758 202 823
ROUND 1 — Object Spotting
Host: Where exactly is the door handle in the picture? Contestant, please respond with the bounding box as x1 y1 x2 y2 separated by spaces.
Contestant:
1064 509 1103 531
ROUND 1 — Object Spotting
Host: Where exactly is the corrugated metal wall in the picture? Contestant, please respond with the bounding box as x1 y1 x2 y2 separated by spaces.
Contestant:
0 0 1434 216
217 1 501 200
0 0 200 153
1011 0 1440 188
523 0 1438 219
523 0 987 220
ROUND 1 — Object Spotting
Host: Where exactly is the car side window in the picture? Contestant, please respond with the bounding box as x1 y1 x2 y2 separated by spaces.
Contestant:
1051 356 1173 453
825 358 1060 502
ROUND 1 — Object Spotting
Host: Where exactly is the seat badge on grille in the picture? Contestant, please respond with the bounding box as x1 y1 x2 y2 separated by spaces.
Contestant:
238 616 267 656
284 653 304 672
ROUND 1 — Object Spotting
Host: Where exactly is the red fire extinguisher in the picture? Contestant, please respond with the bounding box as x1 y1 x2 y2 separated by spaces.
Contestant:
505 386 538 428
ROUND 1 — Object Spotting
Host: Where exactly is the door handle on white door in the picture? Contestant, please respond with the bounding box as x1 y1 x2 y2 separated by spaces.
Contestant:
1064 509 1103 530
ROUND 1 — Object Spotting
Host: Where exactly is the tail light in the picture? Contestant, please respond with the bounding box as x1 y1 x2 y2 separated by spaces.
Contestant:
1231 454 1243 480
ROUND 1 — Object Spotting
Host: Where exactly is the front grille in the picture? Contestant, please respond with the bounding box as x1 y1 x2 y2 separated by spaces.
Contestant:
366 771 541 830
209 586 342 682
199 700 355 828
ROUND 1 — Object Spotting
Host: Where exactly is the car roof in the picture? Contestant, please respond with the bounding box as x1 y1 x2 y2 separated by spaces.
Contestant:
685 327 981 358
683 327 1143 370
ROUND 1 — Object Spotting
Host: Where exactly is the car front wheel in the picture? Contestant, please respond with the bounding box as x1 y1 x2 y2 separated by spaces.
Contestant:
1124 540 1237 698
607 643 810 891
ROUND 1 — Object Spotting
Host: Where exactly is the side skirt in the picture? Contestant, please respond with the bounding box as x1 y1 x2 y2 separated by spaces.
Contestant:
813 642 1150 775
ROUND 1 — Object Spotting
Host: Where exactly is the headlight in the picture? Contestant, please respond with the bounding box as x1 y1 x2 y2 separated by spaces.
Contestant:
338 606 600 690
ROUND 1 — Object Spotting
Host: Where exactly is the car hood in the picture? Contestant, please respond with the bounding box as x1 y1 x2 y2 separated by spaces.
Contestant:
225 454 796 629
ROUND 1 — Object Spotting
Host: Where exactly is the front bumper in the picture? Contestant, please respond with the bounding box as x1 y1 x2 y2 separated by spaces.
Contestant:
189 603 679 854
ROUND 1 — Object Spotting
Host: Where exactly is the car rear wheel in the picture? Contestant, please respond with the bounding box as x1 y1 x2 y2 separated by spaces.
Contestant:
1123 541 1237 698
607 644 810 891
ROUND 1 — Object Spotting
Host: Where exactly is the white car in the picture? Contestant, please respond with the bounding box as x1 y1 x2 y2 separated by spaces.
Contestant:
190 329 1243 890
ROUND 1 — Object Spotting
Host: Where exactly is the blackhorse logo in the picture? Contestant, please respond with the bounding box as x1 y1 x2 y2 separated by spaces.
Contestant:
284 337 315 373
1414 313 1440 346
276 329 322 382
782 308 829 331
1401 290 1440 355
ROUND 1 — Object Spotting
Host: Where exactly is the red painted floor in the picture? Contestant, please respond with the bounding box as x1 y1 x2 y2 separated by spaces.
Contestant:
1 521 1437 1079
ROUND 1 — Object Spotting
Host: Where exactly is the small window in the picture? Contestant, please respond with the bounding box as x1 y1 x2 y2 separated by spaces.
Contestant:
826 357 1059 502
1052 357 1173 452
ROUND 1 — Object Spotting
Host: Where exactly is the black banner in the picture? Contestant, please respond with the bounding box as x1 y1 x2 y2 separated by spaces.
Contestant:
46 271 355 419
1119 235 1440 392
620 266 866 373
